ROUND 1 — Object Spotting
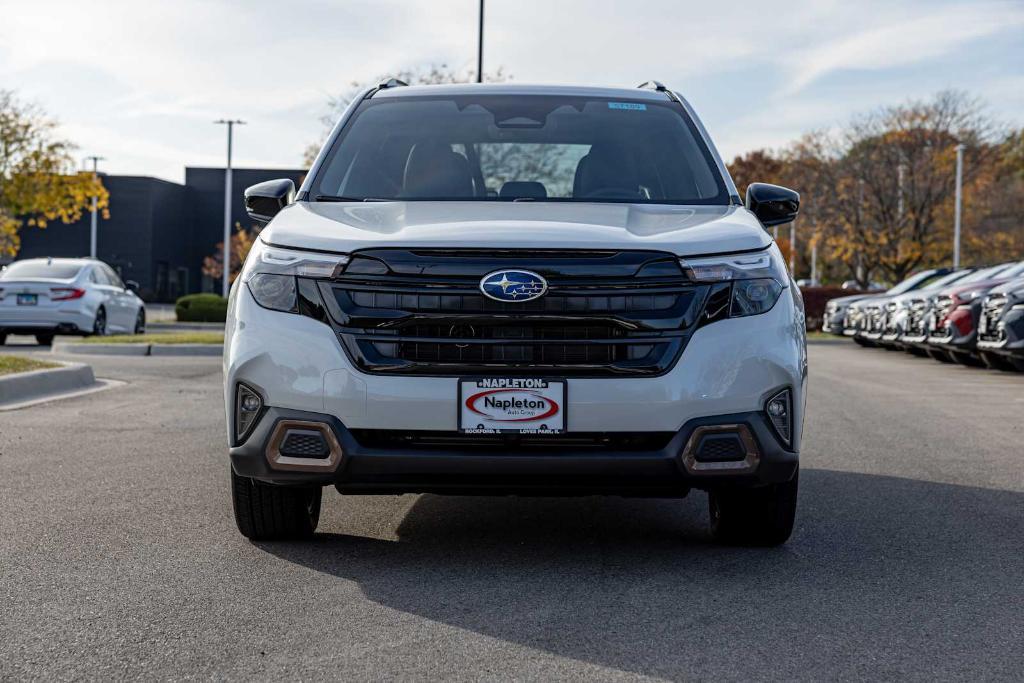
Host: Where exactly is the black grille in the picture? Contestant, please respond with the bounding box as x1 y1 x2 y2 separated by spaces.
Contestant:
280 431 330 458
319 248 708 377
863 304 886 334
907 299 929 336
979 295 1007 342
931 296 954 339
694 434 746 462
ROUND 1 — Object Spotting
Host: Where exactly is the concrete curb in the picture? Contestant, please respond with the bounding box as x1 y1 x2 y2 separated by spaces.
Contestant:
52 342 151 356
52 341 222 356
150 344 223 356
0 361 96 407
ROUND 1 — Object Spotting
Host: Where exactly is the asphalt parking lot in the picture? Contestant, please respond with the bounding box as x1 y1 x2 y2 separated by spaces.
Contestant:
1 340 1022 680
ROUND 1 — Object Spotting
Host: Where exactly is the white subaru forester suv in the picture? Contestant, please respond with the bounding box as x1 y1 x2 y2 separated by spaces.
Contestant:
225 81 806 545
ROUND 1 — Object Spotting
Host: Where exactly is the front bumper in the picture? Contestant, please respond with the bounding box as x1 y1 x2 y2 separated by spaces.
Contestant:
225 282 806 491
230 406 798 494
977 306 1024 357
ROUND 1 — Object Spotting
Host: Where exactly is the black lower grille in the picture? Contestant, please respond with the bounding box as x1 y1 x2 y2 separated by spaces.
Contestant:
351 429 675 452
694 434 746 462
280 431 330 458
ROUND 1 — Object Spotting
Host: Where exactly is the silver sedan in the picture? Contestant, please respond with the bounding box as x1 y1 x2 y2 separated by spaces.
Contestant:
0 257 146 345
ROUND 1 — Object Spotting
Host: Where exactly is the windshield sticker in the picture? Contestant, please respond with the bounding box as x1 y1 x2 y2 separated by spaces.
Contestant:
608 102 647 111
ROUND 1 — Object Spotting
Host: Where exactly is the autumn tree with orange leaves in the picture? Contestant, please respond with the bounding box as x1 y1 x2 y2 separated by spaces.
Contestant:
729 91 1020 287
0 90 109 257
202 224 255 284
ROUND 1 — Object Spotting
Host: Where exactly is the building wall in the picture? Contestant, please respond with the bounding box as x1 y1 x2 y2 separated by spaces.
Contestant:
185 167 306 293
12 167 305 302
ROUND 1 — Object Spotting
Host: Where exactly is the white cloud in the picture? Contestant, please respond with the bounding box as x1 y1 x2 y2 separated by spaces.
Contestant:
781 1 1024 95
0 0 1020 181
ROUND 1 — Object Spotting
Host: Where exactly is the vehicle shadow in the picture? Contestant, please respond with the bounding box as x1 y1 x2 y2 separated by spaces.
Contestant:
257 469 1023 679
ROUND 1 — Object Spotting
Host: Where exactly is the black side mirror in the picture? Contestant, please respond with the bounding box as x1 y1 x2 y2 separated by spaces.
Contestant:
745 182 800 227
244 178 296 224
125 280 140 292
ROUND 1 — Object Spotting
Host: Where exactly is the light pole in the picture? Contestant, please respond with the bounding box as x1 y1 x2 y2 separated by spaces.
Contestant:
476 0 484 83
953 143 964 269
84 155 104 258
810 237 818 285
789 221 796 276
214 119 245 297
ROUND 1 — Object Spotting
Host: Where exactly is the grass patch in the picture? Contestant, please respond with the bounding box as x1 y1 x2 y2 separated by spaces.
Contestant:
78 332 224 345
0 355 60 376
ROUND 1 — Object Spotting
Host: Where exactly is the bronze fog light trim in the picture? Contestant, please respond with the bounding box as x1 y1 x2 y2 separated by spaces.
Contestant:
265 420 343 472
680 424 760 475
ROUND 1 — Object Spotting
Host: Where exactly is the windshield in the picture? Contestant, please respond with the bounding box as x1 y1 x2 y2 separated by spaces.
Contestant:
918 269 975 291
958 264 1012 284
996 261 1024 279
887 269 941 295
0 260 82 280
310 94 729 204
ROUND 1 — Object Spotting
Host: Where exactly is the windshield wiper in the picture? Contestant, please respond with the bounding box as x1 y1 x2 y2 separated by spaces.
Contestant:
313 195 390 202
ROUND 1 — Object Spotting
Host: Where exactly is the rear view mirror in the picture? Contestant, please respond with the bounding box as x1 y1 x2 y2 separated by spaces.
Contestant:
244 179 296 224
125 280 140 292
745 183 800 227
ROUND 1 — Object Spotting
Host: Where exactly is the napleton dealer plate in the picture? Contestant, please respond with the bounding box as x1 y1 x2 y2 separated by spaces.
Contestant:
458 378 566 434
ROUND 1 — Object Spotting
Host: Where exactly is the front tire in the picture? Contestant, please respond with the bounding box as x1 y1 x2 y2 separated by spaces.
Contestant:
0 332 7 346
231 469 321 540
708 469 798 546
134 309 146 335
35 333 55 346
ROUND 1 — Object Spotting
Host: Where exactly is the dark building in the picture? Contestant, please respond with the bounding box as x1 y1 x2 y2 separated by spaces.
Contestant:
12 167 305 302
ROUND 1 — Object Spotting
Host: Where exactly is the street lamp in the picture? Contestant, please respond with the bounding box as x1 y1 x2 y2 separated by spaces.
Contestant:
476 0 485 83
214 119 245 298
84 155 105 258
953 143 964 269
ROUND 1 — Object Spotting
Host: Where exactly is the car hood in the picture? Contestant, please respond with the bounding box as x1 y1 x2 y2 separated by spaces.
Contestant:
988 276 1024 296
940 278 1007 297
260 201 772 257
891 282 959 304
827 293 875 307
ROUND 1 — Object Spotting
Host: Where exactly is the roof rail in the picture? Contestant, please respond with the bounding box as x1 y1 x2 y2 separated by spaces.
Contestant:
378 77 409 89
364 77 409 99
637 80 681 104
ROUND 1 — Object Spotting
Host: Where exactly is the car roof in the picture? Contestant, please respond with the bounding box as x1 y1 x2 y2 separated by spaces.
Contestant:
372 82 673 101
8 257 96 267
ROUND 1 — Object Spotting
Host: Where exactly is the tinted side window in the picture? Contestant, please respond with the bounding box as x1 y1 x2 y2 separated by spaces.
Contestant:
103 266 124 288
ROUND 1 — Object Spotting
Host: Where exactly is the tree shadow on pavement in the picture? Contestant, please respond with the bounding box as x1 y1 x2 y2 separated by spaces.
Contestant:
257 469 1023 679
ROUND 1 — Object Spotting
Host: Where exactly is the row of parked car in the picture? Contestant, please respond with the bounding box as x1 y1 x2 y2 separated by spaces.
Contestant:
822 260 1024 371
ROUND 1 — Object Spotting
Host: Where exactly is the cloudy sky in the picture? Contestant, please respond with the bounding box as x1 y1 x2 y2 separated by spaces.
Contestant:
1 0 1022 183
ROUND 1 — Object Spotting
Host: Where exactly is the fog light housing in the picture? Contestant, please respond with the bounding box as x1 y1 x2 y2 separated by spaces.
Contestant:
765 389 792 446
236 383 264 442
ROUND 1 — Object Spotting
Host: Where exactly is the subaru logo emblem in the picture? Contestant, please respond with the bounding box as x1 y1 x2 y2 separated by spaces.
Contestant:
479 270 548 303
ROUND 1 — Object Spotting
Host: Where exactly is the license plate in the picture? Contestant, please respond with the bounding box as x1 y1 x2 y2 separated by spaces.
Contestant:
979 315 988 333
17 293 37 306
459 378 566 434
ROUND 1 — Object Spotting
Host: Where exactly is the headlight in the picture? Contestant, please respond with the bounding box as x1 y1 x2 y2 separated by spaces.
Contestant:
241 239 349 312
680 247 788 318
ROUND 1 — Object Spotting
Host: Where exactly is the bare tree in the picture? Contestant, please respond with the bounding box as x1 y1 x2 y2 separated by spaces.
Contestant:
303 64 508 166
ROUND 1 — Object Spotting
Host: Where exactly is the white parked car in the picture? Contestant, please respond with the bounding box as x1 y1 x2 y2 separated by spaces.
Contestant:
225 81 806 545
0 257 145 345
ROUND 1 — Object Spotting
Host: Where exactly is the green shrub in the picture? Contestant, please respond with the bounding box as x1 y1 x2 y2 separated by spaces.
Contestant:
175 293 228 322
